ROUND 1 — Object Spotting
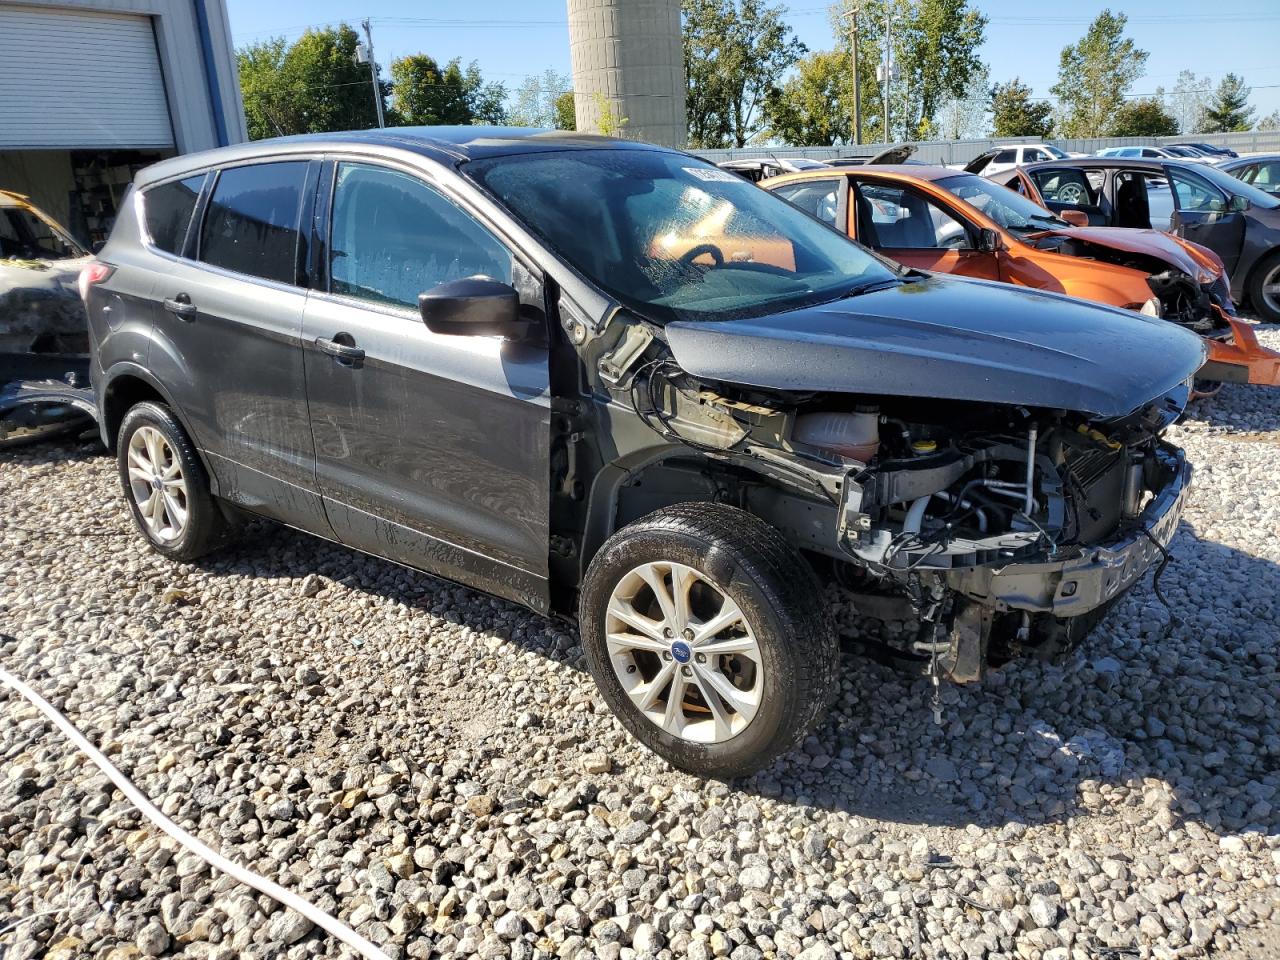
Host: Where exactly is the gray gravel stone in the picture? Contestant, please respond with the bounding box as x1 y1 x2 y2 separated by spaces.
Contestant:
2 329 1279 959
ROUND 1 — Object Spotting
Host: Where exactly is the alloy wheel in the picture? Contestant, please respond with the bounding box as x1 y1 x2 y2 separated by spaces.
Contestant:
126 426 188 542
1262 263 1280 316
604 560 764 743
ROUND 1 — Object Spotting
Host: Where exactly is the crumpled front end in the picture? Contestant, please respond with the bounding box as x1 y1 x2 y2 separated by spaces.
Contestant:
1199 305 1280 387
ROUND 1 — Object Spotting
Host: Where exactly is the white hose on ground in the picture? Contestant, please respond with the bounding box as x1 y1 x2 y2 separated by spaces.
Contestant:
0 663 391 960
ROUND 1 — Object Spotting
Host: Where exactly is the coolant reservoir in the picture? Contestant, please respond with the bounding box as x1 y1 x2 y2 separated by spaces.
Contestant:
794 409 880 462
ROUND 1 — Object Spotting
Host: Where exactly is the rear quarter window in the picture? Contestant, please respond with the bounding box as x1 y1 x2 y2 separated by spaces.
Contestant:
142 174 205 255
199 161 307 285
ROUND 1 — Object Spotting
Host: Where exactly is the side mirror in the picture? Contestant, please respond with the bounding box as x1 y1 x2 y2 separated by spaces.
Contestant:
1229 194 1250 213
418 277 527 339
975 227 1002 253
1059 209 1090 228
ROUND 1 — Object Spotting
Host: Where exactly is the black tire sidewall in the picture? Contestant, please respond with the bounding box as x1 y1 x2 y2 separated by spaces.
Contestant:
1249 253 1280 323
581 511 827 779
116 402 220 560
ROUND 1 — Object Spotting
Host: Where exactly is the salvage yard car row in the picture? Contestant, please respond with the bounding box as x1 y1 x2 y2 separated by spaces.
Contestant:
1 127 1276 778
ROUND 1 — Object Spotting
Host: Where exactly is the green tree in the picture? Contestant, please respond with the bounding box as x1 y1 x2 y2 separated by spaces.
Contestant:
990 78 1053 138
683 0 806 148
389 55 507 126
933 64 990 140
590 93 629 137
764 50 853 146
1161 69 1211 135
1260 110 1280 133
1050 10 1147 138
553 91 577 130
1202 73 1255 133
1109 98 1179 137
829 0 987 142
510 70 570 128
237 25 386 139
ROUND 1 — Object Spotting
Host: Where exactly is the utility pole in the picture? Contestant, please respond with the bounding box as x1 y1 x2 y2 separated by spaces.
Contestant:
883 10 891 144
846 6 862 145
360 19 385 129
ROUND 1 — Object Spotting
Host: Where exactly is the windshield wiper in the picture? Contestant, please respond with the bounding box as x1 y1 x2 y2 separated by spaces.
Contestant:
840 277 902 298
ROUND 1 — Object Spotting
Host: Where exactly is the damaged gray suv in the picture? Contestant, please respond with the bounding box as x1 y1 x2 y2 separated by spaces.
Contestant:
85 129 1204 778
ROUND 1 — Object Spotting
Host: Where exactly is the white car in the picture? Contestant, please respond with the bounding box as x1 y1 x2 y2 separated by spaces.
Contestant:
1095 146 1209 163
960 143 1085 176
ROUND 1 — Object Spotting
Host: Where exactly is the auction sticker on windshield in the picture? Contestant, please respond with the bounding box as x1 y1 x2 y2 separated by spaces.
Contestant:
684 166 742 183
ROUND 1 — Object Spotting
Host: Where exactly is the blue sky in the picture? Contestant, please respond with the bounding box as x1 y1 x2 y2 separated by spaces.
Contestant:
225 0 1280 122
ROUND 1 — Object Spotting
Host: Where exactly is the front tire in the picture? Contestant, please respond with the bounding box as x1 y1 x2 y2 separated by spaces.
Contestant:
117 401 225 561
1247 251 1280 323
580 503 837 779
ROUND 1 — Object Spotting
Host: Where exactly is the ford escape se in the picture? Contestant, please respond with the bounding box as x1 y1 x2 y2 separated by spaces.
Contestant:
84 129 1204 778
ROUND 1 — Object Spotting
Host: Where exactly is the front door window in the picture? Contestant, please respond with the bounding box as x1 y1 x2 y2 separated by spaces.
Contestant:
329 162 513 310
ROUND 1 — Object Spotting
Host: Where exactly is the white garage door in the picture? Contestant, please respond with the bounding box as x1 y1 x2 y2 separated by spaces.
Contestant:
0 5 174 150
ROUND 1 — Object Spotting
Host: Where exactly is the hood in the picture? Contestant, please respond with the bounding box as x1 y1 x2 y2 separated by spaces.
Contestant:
665 275 1206 419
1037 226 1223 280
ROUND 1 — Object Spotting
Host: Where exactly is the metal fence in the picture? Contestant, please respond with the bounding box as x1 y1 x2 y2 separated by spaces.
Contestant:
694 130 1280 165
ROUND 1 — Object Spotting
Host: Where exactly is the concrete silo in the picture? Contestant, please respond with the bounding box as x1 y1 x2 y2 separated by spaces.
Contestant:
567 0 687 148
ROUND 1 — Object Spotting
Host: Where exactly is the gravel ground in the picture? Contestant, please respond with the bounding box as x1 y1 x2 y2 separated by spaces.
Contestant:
2 326 1279 960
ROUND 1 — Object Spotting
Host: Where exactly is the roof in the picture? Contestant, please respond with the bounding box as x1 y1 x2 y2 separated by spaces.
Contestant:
770 164 966 184
1218 154 1280 166
1018 156 1199 172
136 126 666 186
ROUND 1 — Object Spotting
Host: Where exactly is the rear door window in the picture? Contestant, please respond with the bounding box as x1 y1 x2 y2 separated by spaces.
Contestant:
143 174 205 255
770 179 844 229
993 149 1016 165
1031 169 1095 207
199 161 307 285
328 162 513 309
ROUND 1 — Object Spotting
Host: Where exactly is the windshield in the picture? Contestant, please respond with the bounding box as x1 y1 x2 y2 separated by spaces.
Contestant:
0 204 85 260
1043 145 1069 159
465 149 898 324
935 174 1069 232
1175 161 1280 209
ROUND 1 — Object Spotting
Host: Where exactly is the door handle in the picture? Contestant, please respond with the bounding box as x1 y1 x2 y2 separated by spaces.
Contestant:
315 335 365 366
163 294 196 321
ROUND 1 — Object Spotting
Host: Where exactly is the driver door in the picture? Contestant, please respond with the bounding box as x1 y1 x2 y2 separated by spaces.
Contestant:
1166 165 1247 275
851 180 1000 280
302 159 553 610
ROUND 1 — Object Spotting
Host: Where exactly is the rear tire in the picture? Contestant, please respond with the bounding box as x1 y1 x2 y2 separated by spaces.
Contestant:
117 401 225 561
1247 251 1280 323
580 502 837 779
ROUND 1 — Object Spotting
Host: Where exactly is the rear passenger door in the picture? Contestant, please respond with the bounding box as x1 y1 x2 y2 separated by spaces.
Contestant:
301 159 552 611
769 178 848 234
146 159 330 533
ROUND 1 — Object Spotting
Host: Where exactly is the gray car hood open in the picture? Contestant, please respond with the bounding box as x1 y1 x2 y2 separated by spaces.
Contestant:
664 275 1206 418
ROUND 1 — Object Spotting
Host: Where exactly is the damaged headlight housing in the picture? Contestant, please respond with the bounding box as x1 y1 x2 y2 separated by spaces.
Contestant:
1139 298 1162 318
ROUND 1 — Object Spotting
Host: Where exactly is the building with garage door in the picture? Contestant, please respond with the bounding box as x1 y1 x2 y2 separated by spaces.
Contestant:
0 0 245 247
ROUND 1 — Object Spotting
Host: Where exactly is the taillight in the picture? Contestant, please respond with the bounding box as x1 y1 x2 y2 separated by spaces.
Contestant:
78 261 115 301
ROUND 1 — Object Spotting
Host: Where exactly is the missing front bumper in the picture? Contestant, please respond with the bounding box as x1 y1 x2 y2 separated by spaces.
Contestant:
947 449 1190 618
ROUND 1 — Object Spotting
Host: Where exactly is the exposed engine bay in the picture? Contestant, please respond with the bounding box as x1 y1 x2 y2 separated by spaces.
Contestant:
1029 233 1230 331
596 327 1190 689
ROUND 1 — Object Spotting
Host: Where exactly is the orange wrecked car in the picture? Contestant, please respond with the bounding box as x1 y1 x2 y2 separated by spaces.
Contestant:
761 166 1280 388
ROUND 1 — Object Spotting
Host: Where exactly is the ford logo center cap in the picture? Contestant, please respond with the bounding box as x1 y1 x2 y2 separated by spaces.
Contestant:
670 640 692 663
